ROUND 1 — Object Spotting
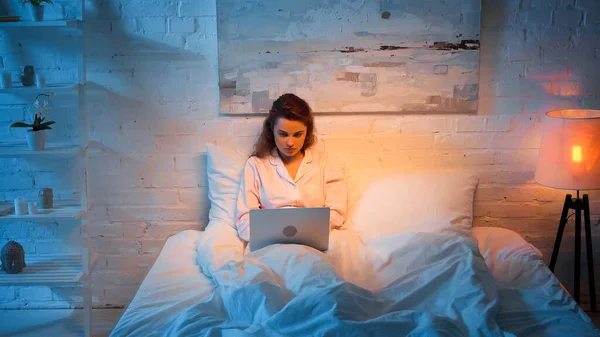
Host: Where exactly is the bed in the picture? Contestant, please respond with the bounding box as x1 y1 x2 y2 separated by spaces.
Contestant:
110 227 597 337
110 144 599 336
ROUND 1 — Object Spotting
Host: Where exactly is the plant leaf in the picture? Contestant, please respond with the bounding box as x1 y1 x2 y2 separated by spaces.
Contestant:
39 121 55 127
10 122 33 128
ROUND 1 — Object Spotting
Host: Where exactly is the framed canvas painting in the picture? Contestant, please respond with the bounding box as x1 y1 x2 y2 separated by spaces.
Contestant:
217 0 481 114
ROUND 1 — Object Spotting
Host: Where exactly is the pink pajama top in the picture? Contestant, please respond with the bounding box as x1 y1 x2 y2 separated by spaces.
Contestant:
234 146 347 242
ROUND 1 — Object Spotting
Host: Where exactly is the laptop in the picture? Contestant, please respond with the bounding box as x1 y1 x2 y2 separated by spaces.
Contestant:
249 207 330 252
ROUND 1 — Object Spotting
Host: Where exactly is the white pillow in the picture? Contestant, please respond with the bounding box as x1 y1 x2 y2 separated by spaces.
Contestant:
345 167 400 215
346 170 479 242
205 143 252 228
472 226 543 283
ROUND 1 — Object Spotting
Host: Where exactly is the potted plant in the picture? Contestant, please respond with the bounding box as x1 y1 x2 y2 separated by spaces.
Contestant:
18 0 53 22
10 92 55 151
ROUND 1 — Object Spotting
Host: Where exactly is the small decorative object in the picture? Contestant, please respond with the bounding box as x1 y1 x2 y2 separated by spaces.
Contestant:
27 201 38 214
35 73 45 88
10 92 55 151
1 71 12 89
14 198 27 216
0 241 26 274
38 188 53 209
18 0 53 22
25 130 46 151
0 202 14 216
20 65 35 87
29 5 43 21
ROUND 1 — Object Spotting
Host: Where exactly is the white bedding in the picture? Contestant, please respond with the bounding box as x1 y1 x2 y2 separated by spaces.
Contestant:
109 230 214 336
110 227 599 337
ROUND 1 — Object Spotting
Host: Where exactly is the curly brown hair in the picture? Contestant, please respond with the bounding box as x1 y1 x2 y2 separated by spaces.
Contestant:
251 93 316 158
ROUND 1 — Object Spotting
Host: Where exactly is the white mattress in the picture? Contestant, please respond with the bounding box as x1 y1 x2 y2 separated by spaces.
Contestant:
109 228 599 337
109 230 213 337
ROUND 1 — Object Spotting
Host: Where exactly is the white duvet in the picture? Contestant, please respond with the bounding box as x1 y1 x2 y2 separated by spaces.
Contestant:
165 223 504 336
109 225 599 337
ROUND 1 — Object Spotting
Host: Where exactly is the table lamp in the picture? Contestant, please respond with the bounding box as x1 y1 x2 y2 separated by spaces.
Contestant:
535 109 600 311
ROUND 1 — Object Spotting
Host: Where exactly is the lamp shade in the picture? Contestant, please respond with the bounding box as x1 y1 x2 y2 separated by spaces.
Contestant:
535 109 600 190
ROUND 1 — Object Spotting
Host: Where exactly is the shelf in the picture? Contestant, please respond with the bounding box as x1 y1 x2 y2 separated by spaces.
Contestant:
0 254 83 286
0 142 83 158
0 203 86 222
0 20 81 28
0 83 79 94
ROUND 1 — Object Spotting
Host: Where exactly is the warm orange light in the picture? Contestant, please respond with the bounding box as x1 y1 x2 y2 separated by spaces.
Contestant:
541 81 581 97
535 109 600 190
572 145 582 163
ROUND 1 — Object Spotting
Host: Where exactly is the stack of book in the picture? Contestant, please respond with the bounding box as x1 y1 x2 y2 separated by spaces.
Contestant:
0 202 14 216
0 16 20 22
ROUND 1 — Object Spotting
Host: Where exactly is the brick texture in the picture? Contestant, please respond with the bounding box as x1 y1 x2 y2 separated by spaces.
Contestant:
0 0 599 309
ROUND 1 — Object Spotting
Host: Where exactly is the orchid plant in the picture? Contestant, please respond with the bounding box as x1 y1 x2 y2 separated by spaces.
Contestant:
10 93 56 132
18 0 53 6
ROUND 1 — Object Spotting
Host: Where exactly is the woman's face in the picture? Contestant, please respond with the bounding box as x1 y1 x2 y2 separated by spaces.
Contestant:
273 117 307 161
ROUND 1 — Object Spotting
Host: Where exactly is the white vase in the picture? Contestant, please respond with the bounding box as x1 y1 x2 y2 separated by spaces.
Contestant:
28 5 44 22
26 130 46 151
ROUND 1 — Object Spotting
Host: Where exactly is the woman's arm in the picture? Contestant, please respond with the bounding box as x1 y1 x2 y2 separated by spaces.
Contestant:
325 155 347 229
235 159 261 241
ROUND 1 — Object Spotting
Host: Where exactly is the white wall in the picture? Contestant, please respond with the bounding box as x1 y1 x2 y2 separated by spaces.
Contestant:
0 0 599 309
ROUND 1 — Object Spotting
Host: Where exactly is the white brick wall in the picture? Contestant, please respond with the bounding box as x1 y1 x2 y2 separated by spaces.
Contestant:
1 0 599 309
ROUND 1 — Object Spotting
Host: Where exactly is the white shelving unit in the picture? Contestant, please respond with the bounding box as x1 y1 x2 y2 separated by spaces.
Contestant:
0 2 91 337
0 203 86 222
0 19 82 28
0 83 79 94
0 142 83 158
0 254 83 286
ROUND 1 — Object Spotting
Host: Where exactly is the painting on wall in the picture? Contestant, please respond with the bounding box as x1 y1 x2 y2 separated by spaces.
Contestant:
217 0 481 115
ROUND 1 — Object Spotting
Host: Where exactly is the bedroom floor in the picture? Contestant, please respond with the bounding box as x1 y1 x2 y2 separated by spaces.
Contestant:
0 308 598 336
0 309 123 337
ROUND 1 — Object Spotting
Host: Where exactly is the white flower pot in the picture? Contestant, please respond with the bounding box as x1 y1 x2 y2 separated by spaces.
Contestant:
28 5 44 22
26 130 46 151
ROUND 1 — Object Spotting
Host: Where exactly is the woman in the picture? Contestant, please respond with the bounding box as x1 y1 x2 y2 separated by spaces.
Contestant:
234 93 347 242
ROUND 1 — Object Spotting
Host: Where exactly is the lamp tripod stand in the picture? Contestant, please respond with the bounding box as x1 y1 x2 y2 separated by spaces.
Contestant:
549 191 596 312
